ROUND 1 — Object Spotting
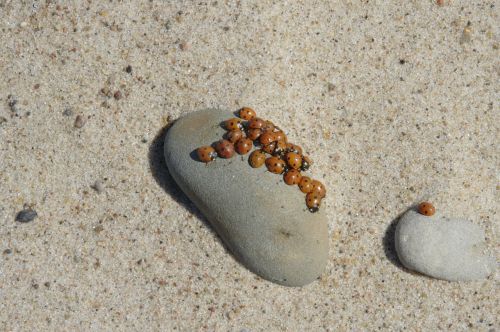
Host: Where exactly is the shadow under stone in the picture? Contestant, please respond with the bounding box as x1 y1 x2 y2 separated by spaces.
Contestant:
383 204 425 273
148 123 208 228
148 122 233 257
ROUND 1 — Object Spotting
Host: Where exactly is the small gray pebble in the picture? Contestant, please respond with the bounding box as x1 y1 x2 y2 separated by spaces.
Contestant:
15 209 38 223
395 210 495 281
62 108 73 116
91 181 104 193
0 117 7 125
7 95 18 113
74 115 85 128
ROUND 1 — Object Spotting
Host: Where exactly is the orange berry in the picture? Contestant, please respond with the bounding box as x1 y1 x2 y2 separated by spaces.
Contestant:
299 176 313 193
265 156 286 174
310 180 326 198
418 202 435 216
239 107 256 120
224 118 243 131
248 150 266 168
283 169 302 185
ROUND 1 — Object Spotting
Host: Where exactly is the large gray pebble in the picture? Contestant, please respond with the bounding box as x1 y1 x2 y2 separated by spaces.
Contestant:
395 210 495 281
164 109 329 286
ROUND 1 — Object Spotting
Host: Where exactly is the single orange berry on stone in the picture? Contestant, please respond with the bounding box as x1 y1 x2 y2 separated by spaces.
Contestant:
299 176 313 193
283 169 302 185
234 138 253 155
224 118 243 131
285 152 302 170
265 156 286 174
239 107 256 120
225 129 244 143
248 149 266 168
196 146 217 163
310 180 326 198
418 202 435 216
214 139 235 159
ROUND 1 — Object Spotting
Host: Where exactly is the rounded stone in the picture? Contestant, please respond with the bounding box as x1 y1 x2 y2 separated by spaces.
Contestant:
164 109 329 286
395 210 495 281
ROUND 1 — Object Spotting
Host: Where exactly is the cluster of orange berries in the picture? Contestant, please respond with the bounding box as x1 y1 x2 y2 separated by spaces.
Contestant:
196 107 326 212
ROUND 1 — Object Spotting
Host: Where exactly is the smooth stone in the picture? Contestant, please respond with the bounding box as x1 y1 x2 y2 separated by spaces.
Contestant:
395 210 495 281
164 109 329 286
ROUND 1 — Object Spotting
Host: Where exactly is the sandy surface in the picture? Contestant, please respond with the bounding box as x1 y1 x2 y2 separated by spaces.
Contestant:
0 1 498 331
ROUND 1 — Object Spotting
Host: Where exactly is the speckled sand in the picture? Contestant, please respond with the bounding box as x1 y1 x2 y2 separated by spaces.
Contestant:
0 1 498 331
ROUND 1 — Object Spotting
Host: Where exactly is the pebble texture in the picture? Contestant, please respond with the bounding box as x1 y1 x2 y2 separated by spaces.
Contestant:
0 1 497 330
164 109 329 286
395 210 495 281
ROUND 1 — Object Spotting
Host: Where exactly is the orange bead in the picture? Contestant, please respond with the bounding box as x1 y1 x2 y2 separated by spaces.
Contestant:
265 156 286 174
285 152 302 170
234 138 253 155
305 192 322 213
247 128 262 141
286 143 303 155
224 118 243 131
299 176 313 193
248 117 265 129
418 202 435 216
262 120 275 132
225 129 244 143
234 137 253 154
214 139 235 159
273 130 287 142
239 107 256 120
196 146 217 163
259 132 276 145
283 169 302 185
261 141 276 154
310 180 326 198
248 150 266 168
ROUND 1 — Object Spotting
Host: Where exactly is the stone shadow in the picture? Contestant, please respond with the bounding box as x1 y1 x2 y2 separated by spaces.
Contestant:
382 205 418 271
148 122 234 258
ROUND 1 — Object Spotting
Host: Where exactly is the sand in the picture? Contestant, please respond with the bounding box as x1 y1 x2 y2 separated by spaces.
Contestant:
0 1 498 331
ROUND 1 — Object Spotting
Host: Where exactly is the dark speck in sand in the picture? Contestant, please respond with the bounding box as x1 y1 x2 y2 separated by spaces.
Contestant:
91 181 104 193
16 209 38 223
7 95 18 113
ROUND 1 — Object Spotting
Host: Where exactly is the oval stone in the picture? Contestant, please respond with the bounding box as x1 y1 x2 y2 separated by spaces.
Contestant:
164 109 329 286
395 210 495 281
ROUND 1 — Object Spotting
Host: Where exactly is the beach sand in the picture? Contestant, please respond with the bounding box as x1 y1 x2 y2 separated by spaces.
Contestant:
0 1 498 330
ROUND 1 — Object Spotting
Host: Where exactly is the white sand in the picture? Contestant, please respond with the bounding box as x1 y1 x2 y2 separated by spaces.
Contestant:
0 1 498 330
